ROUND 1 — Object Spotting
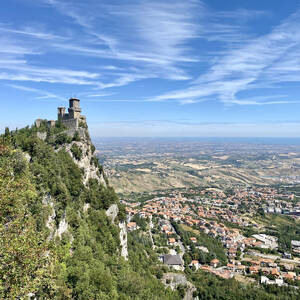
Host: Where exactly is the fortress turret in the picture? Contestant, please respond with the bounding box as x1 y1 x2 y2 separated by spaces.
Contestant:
68 98 81 119
58 107 66 121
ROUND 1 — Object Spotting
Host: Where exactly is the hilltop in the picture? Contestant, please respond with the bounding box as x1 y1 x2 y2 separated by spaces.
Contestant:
0 100 181 299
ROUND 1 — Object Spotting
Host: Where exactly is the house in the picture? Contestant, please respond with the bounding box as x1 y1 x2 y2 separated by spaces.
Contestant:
236 265 246 274
162 254 184 271
228 248 237 258
226 263 235 271
283 272 296 280
252 234 278 249
280 263 294 271
210 259 219 268
261 276 284 286
249 266 259 274
260 259 273 267
168 238 176 245
189 260 200 270
127 222 137 231
200 265 212 272
271 268 280 277
190 237 197 243
291 240 300 254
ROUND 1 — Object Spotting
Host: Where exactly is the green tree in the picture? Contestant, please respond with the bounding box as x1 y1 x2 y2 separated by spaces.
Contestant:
0 145 57 298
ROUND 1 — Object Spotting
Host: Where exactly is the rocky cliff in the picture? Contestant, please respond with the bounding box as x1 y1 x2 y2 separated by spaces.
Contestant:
37 124 128 260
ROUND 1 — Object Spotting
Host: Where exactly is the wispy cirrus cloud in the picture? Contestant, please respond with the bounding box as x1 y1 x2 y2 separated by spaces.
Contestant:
3 0 268 95
7 83 64 100
215 8 270 21
151 9 300 105
83 93 115 98
0 25 66 40
0 62 100 85
0 22 101 86
1 0 298 108
39 0 201 85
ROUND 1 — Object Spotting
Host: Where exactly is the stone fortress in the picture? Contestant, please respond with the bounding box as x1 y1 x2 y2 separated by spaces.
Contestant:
57 98 86 129
35 98 86 130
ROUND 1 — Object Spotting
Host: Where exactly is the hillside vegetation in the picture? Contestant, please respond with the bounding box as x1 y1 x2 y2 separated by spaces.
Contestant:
0 124 180 299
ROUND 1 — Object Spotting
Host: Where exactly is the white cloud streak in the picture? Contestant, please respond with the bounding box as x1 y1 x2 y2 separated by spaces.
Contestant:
7 84 64 100
0 64 100 85
39 0 201 85
0 25 66 40
151 10 300 105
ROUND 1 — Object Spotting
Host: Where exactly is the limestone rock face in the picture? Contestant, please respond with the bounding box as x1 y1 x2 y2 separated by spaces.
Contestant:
42 194 56 240
106 204 128 260
37 131 47 141
55 214 68 239
162 273 198 300
23 152 31 163
83 203 90 212
50 130 128 259
119 221 128 260
59 130 107 187
43 195 68 240
162 273 187 290
105 204 118 223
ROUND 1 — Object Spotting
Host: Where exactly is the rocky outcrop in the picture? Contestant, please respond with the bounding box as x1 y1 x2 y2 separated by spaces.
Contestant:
43 194 56 240
62 137 107 187
183 282 198 300
23 152 31 163
106 204 128 260
162 273 198 300
37 131 47 141
83 203 90 212
43 194 68 240
119 221 128 260
53 130 127 259
105 204 118 223
55 214 68 239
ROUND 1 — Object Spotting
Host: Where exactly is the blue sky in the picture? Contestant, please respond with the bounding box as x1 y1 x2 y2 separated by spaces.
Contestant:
1 0 300 137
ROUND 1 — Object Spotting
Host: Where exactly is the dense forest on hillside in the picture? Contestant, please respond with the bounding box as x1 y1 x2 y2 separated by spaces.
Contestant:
0 124 180 299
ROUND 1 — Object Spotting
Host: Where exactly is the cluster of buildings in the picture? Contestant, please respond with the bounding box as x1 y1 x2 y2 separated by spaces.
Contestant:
122 186 300 286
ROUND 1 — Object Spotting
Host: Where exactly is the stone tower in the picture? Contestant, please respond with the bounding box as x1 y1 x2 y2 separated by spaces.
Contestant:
68 98 81 119
57 106 66 121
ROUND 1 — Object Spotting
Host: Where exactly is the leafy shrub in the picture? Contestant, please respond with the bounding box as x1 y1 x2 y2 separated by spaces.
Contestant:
91 144 96 154
11 150 27 175
79 121 87 128
70 144 82 160
55 133 72 145
73 131 81 142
